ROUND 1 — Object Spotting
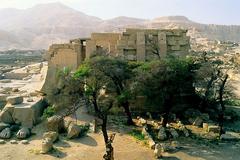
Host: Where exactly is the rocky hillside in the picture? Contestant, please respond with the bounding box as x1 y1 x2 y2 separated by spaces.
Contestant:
0 3 240 50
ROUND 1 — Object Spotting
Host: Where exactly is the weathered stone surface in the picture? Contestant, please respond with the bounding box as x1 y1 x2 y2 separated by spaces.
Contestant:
20 140 29 144
10 140 18 144
0 79 11 83
67 123 81 139
47 115 64 133
16 127 31 139
12 98 46 128
181 127 190 137
0 105 14 124
43 131 58 143
220 132 240 141
0 122 10 131
27 98 34 102
0 139 6 144
169 128 179 139
142 125 149 137
192 117 203 127
12 88 19 92
148 136 155 149
202 123 208 132
137 117 147 126
63 119 73 131
0 94 7 102
158 127 167 141
7 96 23 105
154 144 162 159
41 138 53 154
159 143 175 153
208 125 220 134
0 128 11 139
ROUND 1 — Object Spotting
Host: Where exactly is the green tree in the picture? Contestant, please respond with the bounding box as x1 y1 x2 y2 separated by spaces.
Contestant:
74 61 116 160
135 57 196 126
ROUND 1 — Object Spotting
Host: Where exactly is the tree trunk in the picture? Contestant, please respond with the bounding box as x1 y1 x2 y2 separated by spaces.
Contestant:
102 116 114 160
162 95 172 127
122 101 134 125
218 74 228 135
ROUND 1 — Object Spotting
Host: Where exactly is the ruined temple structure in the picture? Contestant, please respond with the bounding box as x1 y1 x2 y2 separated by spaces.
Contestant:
42 28 190 93
46 28 190 70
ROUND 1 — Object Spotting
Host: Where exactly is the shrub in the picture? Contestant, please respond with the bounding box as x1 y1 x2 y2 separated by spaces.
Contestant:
129 129 145 141
42 106 56 119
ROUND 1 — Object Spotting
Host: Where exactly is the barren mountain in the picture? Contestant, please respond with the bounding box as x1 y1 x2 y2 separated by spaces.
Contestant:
0 2 240 50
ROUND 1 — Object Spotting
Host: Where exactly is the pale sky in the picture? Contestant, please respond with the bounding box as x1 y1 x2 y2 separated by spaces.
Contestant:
0 0 239 25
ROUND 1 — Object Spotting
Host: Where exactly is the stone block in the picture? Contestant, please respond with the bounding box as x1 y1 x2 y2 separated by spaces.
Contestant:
43 131 58 143
207 125 220 134
171 45 181 51
13 98 46 128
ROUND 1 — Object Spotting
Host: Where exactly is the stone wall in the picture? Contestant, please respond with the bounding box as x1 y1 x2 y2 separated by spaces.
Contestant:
86 33 121 58
117 29 190 61
43 28 190 94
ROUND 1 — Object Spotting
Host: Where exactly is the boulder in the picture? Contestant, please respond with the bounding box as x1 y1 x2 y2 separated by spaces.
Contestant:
0 105 14 124
157 127 167 141
137 117 147 126
181 127 190 137
7 96 23 105
67 123 81 139
0 139 6 144
41 138 53 154
16 127 31 139
12 88 19 93
208 125 220 134
47 115 64 133
148 136 155 149
0 122 10 131
43 131 58 143
159 143 175 153
63 119 73 131
10 140 18 144
192 117 203 127
202 123 208 132
0 128 11 139
142 125 149 137
154 144 162 159
21 140 29 144
220 132 240 141
169 128 179 139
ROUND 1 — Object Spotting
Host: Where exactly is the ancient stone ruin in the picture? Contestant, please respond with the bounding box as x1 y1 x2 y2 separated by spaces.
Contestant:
43 28 190 93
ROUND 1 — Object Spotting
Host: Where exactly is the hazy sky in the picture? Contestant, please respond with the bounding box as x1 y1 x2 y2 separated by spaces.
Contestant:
0 0 239 25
